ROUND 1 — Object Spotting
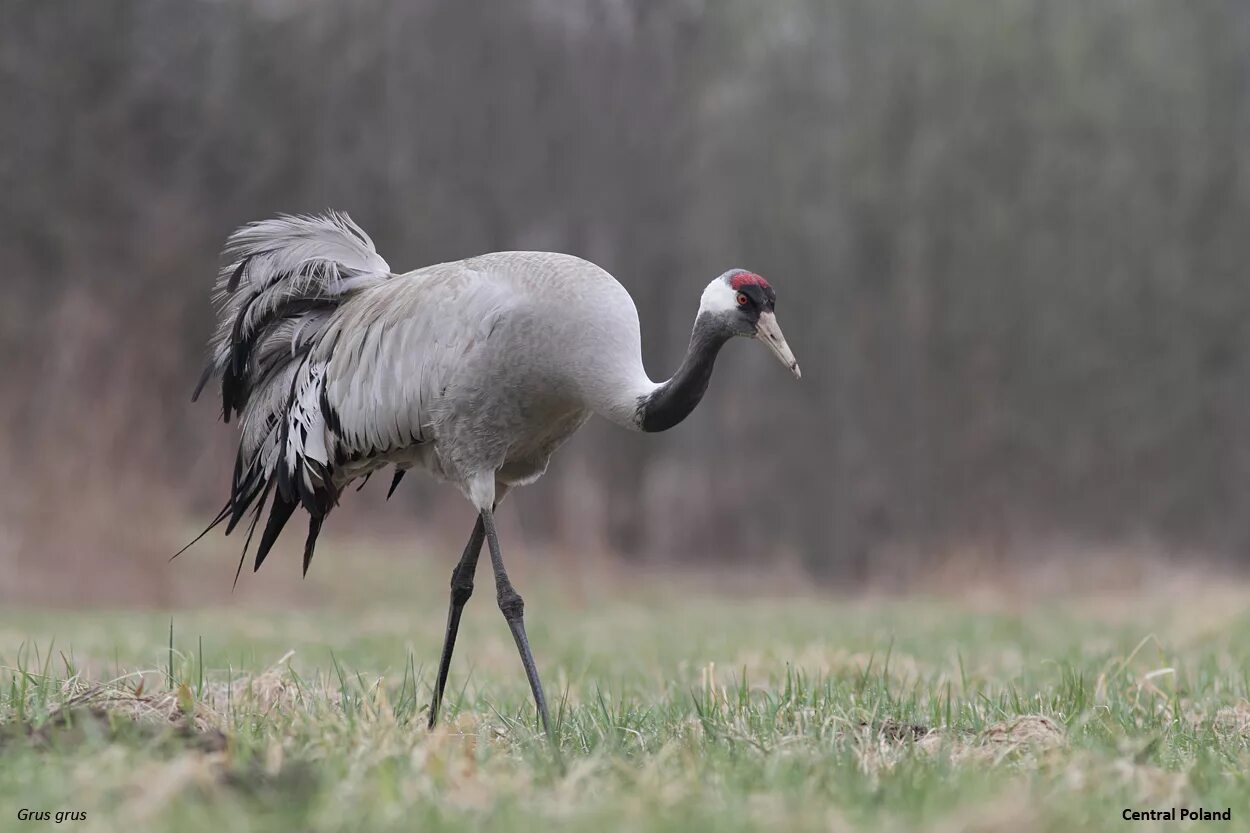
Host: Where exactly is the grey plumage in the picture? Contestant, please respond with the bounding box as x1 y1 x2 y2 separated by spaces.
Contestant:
193 214 662 573
190 210 799 733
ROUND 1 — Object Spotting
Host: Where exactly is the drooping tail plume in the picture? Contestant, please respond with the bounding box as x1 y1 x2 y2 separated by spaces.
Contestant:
185 212 391 578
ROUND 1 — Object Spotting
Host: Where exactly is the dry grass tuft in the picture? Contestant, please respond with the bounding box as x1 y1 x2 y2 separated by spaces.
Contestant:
974 715 1065 751
24 651 313 748
210 650 321 718
1212 700 1250 738
48 685 225 741
928 714 1066 766
852 713 1066 774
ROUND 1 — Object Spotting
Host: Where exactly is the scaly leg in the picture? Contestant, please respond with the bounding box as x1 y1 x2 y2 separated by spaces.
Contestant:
427 516 486 729
481 507 552 736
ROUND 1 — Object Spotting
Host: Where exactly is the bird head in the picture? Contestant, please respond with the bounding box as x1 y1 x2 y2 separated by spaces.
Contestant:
698 270 801 379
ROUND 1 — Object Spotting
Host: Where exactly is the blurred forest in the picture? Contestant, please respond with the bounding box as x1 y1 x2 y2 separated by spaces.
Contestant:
3 0 1250 600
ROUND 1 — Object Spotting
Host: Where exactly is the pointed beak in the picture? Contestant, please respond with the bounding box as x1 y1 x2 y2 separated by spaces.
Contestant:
755 311 801 379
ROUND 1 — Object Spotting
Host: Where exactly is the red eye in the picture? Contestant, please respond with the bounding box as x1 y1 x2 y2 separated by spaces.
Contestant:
736 292 749 306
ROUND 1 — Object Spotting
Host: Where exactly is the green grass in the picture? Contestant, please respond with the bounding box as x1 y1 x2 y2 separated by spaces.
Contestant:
1 546 1249 832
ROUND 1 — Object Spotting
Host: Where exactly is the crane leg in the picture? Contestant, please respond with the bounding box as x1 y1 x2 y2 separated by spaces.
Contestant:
427 515 486 729
481 508 552 737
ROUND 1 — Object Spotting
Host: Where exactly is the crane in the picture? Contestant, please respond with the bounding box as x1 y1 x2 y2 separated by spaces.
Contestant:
187 212 800 734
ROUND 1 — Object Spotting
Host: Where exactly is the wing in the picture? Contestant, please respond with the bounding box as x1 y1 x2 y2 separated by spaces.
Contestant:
284 265 515 491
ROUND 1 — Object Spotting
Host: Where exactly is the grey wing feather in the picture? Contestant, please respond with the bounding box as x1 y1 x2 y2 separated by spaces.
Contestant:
313 268 515 473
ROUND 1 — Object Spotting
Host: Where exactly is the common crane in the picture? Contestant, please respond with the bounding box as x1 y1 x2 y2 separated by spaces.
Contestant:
188 212 800 734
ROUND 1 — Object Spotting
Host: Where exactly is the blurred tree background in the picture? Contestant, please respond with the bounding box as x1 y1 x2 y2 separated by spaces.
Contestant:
2 0 1249 599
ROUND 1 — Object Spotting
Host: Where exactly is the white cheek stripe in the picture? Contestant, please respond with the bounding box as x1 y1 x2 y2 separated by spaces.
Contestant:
699 279 737 314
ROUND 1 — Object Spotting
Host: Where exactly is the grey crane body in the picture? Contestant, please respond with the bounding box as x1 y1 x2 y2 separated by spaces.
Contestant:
189 212 800 735
321 251 649 507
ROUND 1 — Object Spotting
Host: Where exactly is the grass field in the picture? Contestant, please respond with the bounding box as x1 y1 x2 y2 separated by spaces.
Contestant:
1 542 1248 833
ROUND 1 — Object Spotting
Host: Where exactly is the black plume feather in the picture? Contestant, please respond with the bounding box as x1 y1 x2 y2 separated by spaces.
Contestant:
387 468 406 500
302 515 324 577
254 493 298 573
